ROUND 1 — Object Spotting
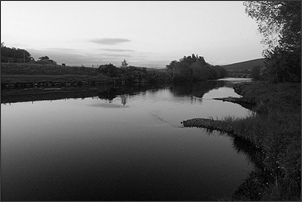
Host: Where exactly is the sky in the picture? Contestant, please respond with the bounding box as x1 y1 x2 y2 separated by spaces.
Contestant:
1 1 265 68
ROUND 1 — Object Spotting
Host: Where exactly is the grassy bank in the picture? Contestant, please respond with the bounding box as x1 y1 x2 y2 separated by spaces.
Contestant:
1 63 172 87
233 81 301 113
1 63 112 87
1 74 112 83
183 81 301 200
228 82 300 200
1 63 99 75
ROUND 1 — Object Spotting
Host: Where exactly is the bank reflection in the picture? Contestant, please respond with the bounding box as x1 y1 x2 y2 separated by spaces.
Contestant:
204 128 276 200
2 81 229 106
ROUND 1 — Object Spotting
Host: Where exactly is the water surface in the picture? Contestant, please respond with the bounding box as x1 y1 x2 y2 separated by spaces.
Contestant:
1 79 255 200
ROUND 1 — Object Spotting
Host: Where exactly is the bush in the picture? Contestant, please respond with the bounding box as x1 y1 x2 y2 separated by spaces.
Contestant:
251 65 262 80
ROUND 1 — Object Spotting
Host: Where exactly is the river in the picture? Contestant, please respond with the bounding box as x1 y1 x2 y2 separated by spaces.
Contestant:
1 78 255 200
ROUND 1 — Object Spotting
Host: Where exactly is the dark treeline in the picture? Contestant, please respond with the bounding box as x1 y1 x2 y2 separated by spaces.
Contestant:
1 42 33 63
166 54 227 82
1 42 57 65
98 63 172 85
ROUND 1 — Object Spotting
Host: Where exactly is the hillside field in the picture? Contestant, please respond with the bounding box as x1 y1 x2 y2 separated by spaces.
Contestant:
221 58 265 72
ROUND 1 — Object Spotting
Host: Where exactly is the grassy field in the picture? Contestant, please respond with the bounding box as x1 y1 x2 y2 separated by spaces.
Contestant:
1 63 170 85
221 58 265 72
221 58 265 78
1 63 112 84
1 74 111 83
1 63 99 75
234 81 301 113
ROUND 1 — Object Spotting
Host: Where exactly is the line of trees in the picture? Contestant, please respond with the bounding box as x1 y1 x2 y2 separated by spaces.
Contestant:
98 61 172 84
166 54 227 82
244 1 301 83
1 42 57 65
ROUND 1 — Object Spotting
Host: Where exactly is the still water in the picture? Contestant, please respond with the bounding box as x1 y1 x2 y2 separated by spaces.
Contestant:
1 78 254 200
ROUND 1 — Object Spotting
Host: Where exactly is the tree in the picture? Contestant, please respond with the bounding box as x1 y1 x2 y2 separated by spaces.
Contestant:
121 59 128 68
166 54 227 82
191 61 210 81
1 44 32 63
244 1 301 82
244 1 301 51
39 56 49 60
213 65 227 79
251 65 262 80
166 60 178 77
36 56 57 65
264 46 301 82
98 63 120 77
174 62 192 82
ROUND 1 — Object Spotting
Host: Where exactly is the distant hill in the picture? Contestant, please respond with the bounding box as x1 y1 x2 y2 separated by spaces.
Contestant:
221 58 265 72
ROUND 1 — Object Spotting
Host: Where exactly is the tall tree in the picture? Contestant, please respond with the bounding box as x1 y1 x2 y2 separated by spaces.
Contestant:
244 1 301 51
1 44 32 63
244 1 301 82
121 59 128 68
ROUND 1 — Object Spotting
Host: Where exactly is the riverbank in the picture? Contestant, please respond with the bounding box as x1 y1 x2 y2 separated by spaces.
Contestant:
1 63 113 89
182 81 301 200
1 63 172 89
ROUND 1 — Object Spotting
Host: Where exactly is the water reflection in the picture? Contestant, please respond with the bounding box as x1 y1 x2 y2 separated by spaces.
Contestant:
96 86 145 103
1 81 228 105
2 79 256 200
90 103 129 108
121 94 127 105
170 81 225 98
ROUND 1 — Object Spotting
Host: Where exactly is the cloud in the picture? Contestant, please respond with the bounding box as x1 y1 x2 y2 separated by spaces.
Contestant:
101 48 134 52
101 53 131 58
90 38 131 45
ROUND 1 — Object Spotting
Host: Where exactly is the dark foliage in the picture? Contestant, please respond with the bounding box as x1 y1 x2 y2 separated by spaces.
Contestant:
244 1 301 83
36 56 57 65
98 63 121 78
1 43 33 63
263 46 301 83
1 44 58 66
98 63 172 84
251 65 262 81
166 54 227 82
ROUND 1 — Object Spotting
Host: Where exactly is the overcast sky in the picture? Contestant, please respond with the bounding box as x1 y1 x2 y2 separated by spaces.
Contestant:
1 1 264 68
